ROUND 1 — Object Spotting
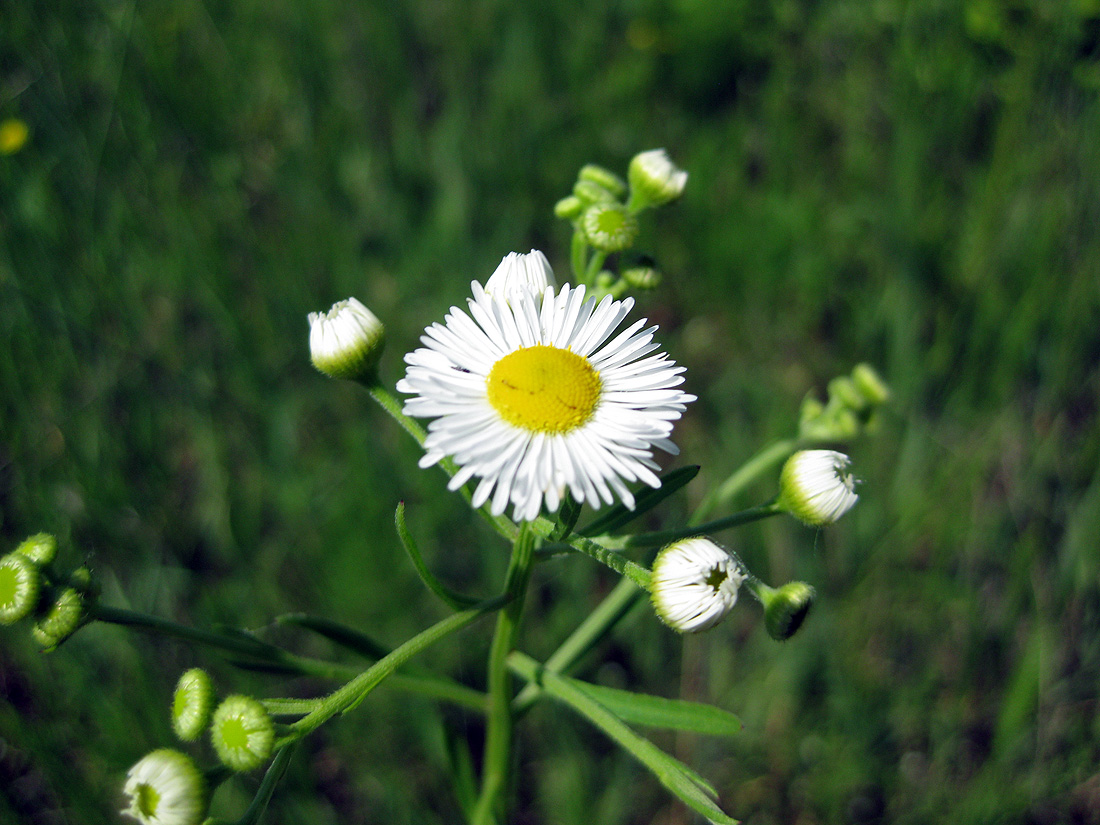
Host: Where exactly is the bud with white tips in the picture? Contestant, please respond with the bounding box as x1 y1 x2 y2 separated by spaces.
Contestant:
650 538 745 633
308 297 385 381
778 450 859 526
121 748 207 825
627 148 688 211
483 250 557 301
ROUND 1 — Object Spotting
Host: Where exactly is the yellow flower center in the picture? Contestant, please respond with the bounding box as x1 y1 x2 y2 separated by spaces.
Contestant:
0 565 17 607
220 716 251 751
486 345 602 433
134 782 160 817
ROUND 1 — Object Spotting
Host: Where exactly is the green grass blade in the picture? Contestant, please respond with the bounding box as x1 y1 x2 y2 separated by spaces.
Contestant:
568 680 742 736
396 502 481 609
580 466 700 537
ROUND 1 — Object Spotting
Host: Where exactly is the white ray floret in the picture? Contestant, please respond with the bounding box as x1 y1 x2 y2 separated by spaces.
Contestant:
397 257 695 522
650 538 744 633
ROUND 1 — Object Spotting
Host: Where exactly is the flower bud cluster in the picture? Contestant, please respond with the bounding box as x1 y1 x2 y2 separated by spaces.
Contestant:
799 363 890 442
0 533 97 650
555 151 685 298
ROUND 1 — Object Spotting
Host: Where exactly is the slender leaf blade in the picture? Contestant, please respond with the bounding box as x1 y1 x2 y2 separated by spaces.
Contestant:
580 465 700 537
568 680 742 736
396 502 480 609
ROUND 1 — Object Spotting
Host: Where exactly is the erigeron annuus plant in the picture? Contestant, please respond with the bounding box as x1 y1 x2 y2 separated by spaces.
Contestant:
1 150 890 825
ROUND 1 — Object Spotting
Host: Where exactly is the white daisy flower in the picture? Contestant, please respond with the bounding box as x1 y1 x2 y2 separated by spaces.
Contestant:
650 538 744 633
397 262 695 522
483 249 556 301
778 449 859 526
121 749 206 825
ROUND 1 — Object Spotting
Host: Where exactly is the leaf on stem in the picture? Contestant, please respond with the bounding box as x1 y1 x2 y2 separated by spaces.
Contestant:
568 680 742 737
396 503 481 610
275 613 392 660
580 466 700 537
508 652 738 825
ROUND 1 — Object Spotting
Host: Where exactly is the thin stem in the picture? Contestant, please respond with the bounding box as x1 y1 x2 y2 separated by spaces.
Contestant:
583 249 608 286
627 502 783 548
472 524 536 825
691 438 799 524
562 534 651 589
570 230 588 283
512 576 643 715
235 742 297 825
279 596 507 744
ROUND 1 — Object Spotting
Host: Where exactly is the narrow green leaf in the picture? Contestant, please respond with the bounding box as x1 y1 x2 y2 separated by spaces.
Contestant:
509 652 738 825
568 680 742 736
443 723 480 823
275 613 391 660
580 466 700 537
396 502 481 609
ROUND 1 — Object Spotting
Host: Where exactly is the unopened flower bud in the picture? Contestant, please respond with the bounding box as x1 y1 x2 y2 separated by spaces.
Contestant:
16 533 57 566
751 581 816 641
627 148 688 211
0 553 40 625
778 450 859 526
172 668 215 743
851 363 890 407
32 587 85 649
554 195 585 221
121 748 207 825
210 695 274 772
582 202 639 252
308 297 385 381
572 179 619 206
651 538 745 633
578 164 628 199
484 250 556 301
622 266 661 290
828 376 866 413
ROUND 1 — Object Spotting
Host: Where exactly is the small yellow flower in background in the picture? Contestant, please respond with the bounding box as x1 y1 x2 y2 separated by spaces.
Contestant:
0 118 29 155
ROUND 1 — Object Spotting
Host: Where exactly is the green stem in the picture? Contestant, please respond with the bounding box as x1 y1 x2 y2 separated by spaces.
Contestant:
235 742 297 825
512 576 643 714
571 230 588 283
627 502 783 548
277 596 507 745
583 249 608 286
691 438 799 524
472 524 536 825
562 534 651 589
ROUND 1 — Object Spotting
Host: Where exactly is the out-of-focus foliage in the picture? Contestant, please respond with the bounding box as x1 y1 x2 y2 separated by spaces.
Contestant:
2 0 1098 822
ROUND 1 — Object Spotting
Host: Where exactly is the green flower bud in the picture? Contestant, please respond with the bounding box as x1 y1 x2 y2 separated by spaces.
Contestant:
121 748 207 825
553 195 585 221
622 265 661 290
778 450 859 527
210 695 274 772
16 533 57 566
627 148 688 211
651 538 744 633
0 553 40 625
828 376 867 413
32 587 85 650
851 363 890 407
172 668 215 742
752 581 816 641
581 202 639 252
578 164 627 199
308 297 385 382
572 179 619 207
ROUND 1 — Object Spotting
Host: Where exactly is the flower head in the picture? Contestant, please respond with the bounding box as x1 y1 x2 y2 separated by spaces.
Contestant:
627 149 688 210
484 250 556 302
651 538 744 633
0 552 40 625
308 297 385 381
32 587 86 650
210 695 274 772
397 257 694 521
778 450 859 526
16 532 57 565
754 581 816 641
121 749 206 825
172 668 214 742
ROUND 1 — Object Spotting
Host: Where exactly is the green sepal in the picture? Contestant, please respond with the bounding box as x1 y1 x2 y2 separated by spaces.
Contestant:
580 465 700 537
396 503 480 610
508 652 738 825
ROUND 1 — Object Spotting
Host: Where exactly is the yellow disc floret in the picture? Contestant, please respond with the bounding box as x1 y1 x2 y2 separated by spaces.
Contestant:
486 345 602 433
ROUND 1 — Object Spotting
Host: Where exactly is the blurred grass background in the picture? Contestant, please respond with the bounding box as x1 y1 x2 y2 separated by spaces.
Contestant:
2 0 1099 823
